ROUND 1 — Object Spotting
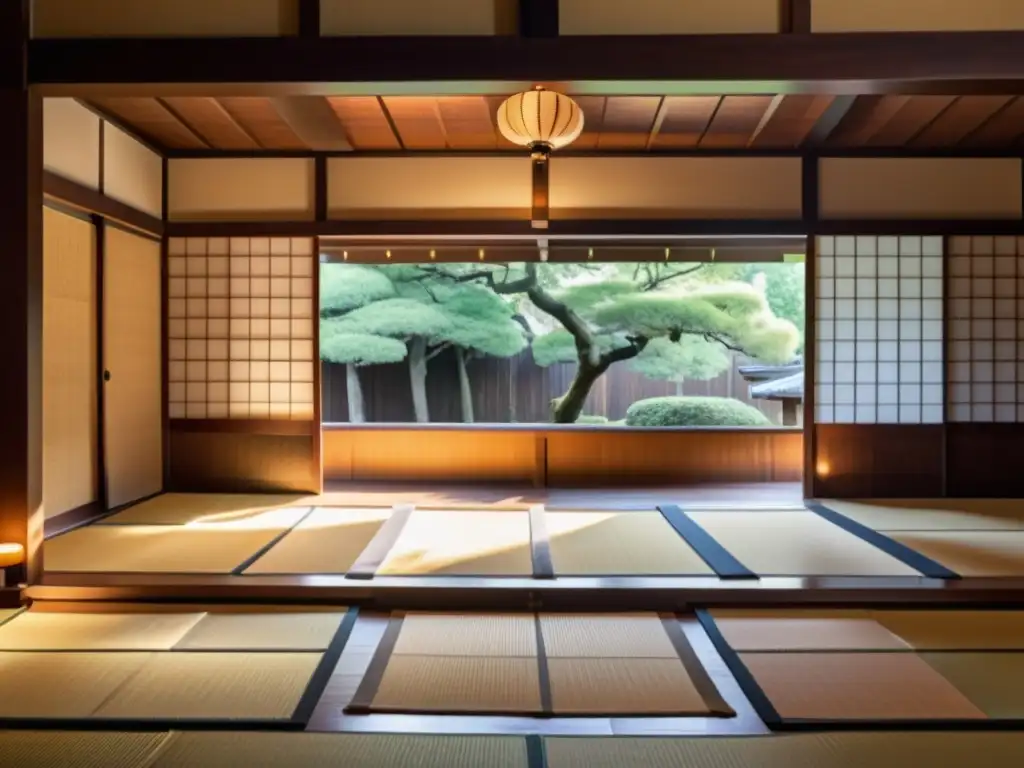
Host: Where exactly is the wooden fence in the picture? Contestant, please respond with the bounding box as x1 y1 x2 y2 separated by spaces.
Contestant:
322 347 788 425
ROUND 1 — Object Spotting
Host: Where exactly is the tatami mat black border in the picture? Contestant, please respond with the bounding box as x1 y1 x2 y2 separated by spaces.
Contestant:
291 606 361 725
534 613 553 716
232 507 316 575
809 502 961 580
694 609 781 727
526 734 548 768
346 505 415 580
529 506 555 581
657 505 757 580
660 613 736 718
345 612 405 713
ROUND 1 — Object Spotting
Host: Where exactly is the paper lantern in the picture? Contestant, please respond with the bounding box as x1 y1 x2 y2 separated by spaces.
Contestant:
496 87 585 230
0 542 24 588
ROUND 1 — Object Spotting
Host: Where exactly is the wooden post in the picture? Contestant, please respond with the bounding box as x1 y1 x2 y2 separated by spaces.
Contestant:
0 0 44 583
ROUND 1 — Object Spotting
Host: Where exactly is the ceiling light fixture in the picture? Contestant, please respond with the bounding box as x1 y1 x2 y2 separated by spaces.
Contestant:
497 86 584 231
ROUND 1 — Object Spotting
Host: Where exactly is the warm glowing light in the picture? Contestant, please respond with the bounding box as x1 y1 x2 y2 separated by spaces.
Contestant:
496 86 584 152
429 249 436 260
342 250 348 261
478 248 485 260
0 542 25 568
816 461 831 477
385 250 392 260
588 248 593 260
665 248 671 261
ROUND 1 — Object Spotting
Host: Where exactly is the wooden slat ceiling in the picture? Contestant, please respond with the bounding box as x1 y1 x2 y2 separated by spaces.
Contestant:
87 94 1024 153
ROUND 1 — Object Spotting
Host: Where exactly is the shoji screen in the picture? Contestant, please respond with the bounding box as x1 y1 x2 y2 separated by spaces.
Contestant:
167 237 315 421
815 235 944 424
947 236 1024 422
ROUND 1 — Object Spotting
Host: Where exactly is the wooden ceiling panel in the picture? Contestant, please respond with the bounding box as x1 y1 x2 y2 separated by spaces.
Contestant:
567 96 607 150
327 97 400 150
864 95 956 146
959 97 1024 147
699 96 774 148
910 96 1014 147
436 96 498 149
161 97 260 150
826 95 911 146
749 95 835 148
649 96 720 148
598 96 661 150
90 97 206 149
382 97 448 149
217 97 306 150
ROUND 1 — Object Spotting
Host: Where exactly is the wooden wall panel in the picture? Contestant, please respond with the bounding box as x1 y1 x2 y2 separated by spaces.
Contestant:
103 124 163 219
819 158 1022 220
168 158 315 221
43 99 100 190
32 0 296 38
327 157 530 220
812 0 1024 32
946 424 1024 497
323 428 803 486
813 424 944 498
320 0 514 35
42 208 98 519
559 0 780 34
546 429 802 486
549 157 803 219
169 430 318 493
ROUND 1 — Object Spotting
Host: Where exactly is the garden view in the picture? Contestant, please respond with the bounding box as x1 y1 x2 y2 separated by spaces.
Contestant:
320 259 805 427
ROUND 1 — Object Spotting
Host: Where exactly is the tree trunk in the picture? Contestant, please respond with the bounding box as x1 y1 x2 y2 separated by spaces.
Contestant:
408 337 430 423
455 346 475 423
553 360 606 423
675 378 684 397
346 363 365 423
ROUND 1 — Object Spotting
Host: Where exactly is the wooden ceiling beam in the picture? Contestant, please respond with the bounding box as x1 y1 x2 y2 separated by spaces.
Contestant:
29 33 1024 93
803 95 855 146
269 96 352 151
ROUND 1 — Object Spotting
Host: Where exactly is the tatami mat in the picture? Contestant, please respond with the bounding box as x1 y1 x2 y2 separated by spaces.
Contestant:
393 613 537 657
709 611 909 651
0 652 151 718
873 610 1024 650
0 611 203 651
545 733 1024 768
823 499 1024 531
243 507 390 575
686 511 920 576
540 614 679 658
740 651 986 721
45 524 291 573
100 493 306 525
151 733 528 768
921 653 1024 719
369 655 543 714
548 657 712 715
545 511 714 576
889 531 1024 576
376 510 533 576
174 612 348 651
0 731 170 768
94 652 321 720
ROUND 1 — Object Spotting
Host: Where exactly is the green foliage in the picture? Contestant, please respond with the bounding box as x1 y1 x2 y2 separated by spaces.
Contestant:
531 329 629 367
320 264 395 316
575 414 609 425
555 279 638 313
332 297 452 342
437 284 527 358
625 396 771 427
630 336 729 383
742 263 805 348
320 330 407 366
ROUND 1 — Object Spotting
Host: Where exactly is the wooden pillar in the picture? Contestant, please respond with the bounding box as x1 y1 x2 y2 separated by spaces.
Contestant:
0 0 44 583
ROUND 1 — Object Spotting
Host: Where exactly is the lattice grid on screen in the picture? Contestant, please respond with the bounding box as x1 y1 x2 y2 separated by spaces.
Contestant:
815 235 944 425
947 236 1024 423
167 237 315 420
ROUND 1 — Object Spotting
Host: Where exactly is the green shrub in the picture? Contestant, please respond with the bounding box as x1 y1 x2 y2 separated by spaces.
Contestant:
575 414 609 425
625 396 771 427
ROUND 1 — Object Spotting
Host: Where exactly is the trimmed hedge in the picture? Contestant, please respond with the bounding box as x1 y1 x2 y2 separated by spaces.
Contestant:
624 396 771 427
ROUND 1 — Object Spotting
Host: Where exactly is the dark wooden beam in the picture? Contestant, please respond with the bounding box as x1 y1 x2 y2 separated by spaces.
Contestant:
170 419 315 436
804 95 857 146
28 33 1024 93
43 171 164 237
780 0 812 34
166 217 1024 239
519 0 558 37
270 96 352 151
0 0 43 583
298 0 321 38
314 155 328 222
